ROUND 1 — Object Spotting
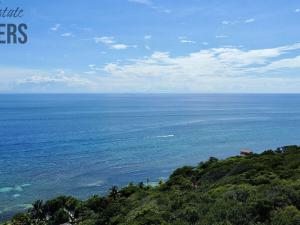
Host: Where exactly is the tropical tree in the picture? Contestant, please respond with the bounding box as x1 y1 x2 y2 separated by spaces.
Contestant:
31 200 45 222
109 185 119 200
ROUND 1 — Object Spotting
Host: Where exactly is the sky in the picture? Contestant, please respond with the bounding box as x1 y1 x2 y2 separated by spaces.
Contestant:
1 0 300 93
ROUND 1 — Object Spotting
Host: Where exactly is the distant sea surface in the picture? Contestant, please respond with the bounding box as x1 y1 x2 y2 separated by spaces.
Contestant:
1 94 300 219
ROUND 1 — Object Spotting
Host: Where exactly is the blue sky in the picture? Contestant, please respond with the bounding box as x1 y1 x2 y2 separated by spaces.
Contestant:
1 0 300 93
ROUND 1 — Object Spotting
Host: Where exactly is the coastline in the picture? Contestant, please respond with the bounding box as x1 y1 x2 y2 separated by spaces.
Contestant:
2 145 300 224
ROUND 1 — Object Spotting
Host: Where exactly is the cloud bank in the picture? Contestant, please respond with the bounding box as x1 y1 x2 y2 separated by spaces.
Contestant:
2 43 300 93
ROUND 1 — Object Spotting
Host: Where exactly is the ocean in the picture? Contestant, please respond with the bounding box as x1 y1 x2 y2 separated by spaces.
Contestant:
1 94 300 219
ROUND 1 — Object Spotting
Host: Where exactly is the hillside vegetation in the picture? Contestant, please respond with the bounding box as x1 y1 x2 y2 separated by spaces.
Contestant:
4 145 300 225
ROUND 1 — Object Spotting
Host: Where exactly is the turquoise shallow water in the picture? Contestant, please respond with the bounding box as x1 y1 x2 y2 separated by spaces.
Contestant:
1 94 300 219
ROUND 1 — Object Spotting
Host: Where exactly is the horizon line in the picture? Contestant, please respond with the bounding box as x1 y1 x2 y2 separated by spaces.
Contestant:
1 92 300 95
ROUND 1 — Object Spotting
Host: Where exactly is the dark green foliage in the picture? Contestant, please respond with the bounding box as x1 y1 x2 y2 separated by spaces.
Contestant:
50 208 69 225
84 195 108 213
269 206 300 225
4 145 300 225
11 213 31 225
109 185 119 200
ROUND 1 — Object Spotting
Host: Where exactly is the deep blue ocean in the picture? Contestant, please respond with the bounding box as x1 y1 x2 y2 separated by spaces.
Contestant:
1 94 300 219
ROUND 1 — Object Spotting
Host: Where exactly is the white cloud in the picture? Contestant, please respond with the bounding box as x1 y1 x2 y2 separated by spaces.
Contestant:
56 69 65 75
202 42 209 46
144 35 152 40
221 20 238 25
95 44 300 93
145 45 151 50
3 43 300 93
111 44 128 50
99 43 300 92
178 36 196 44
128 0 152 5
256 55 300 73
50 24 60 31
222 20 230 25
295 8 300 13
94 36 115 44
180 40 196 44
0 67 98 93
103 63 119 74
221 19 255 25
61 32 73 37
14 70 97 92
245 18 255 23
129 0 171 14
85 64 102 75
216 35 227 38
17 75 96 91
94 36 133 50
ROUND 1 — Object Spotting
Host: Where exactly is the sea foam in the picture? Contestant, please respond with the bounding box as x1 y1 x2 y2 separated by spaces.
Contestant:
156 134 175 138
0 183 31 193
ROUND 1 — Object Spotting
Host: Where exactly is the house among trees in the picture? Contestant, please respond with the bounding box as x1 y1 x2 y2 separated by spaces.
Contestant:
240 149 253 156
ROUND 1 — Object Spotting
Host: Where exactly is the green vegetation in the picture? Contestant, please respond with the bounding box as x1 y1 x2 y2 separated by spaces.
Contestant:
3 145 300 225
